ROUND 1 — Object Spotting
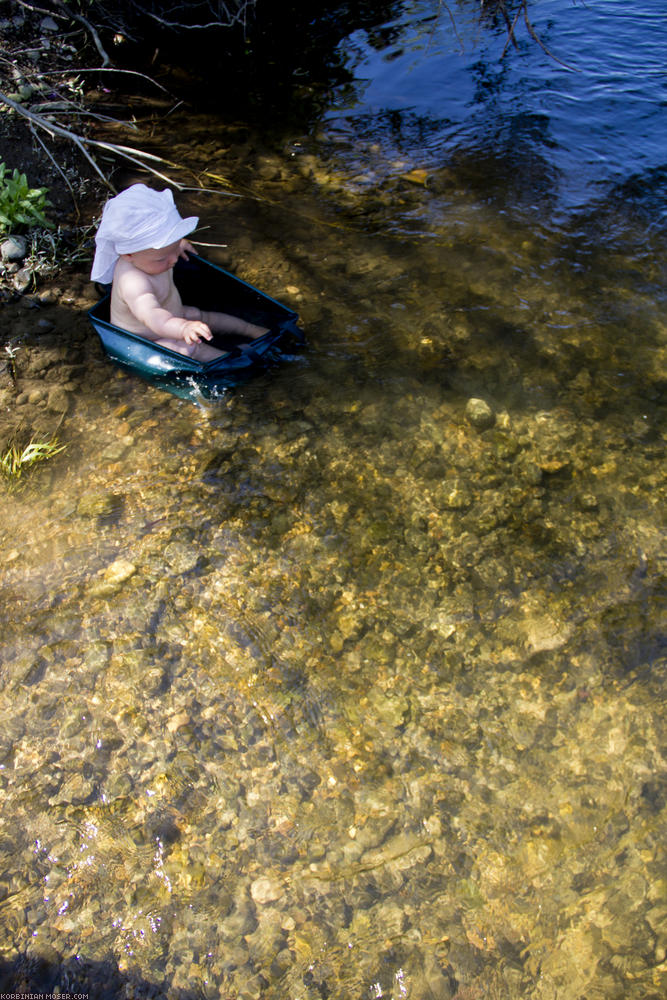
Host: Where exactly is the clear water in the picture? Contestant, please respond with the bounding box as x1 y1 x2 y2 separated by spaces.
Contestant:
0 2 665 998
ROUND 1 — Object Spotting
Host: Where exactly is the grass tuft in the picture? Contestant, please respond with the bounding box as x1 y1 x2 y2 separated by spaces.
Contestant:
1 438 65 480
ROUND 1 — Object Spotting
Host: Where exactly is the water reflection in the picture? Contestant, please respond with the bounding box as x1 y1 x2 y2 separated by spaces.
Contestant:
324 0 667 221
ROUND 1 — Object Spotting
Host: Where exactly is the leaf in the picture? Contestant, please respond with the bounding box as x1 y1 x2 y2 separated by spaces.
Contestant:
401 168 431 187
0 164 52 231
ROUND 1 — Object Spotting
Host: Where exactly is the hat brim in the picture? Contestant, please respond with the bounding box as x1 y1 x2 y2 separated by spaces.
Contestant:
152 215 198 249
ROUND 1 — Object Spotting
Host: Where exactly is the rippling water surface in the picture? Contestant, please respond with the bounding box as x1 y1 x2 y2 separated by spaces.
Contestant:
0 2 665 998
323 0 667 225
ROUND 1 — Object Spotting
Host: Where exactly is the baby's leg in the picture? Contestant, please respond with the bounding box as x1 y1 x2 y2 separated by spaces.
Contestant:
205 310 269 340
156 338 224 361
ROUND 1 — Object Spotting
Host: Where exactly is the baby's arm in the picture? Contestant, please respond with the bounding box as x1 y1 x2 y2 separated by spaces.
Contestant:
121 272 213 344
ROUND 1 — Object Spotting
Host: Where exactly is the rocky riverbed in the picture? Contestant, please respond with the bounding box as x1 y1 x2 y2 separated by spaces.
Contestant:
0 134 665 999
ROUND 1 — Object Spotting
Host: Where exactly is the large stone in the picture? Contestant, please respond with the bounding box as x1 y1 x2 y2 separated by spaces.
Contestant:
164 540 200 573
465 397 495 429
0 235 26 262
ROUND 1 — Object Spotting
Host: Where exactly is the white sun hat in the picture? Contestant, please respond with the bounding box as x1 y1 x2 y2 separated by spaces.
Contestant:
91 184 198 284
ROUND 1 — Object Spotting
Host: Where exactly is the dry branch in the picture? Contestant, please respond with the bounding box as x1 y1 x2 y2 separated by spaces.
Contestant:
50 0 111 65
2 89 176 189
0 88 242 197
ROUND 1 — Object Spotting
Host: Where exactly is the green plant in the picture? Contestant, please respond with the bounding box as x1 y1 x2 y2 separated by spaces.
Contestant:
0 163 53 234
1 438 65 480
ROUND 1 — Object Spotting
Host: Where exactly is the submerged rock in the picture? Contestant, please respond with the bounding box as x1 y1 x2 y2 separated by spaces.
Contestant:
465 397 495 429
77 491 120 518
46 385 70 413
48 773 95 806
250 875 284 906
435 477 473 510
521 612 573 653
164 540 200 574
90 558 137 597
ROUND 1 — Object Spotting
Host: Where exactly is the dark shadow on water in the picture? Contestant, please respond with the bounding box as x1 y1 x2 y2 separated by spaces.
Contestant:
446 128 560 211
0 952 202 999
333 107 446 150
113 0 406 127
572 164 667 243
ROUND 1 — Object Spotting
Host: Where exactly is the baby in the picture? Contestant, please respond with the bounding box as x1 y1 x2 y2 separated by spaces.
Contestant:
91 184 267 361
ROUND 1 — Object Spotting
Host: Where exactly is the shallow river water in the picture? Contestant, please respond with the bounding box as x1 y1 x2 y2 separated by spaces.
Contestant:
1 2 666 998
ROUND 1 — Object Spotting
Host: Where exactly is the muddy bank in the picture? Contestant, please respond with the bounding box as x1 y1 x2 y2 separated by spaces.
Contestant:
0 269 101 451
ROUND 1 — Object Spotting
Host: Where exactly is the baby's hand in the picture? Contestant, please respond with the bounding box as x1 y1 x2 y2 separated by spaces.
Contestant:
179 239 197 260
182 320 212 345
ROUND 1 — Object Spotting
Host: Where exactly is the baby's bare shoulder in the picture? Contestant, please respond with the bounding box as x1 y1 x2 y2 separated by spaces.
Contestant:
115 260 158 296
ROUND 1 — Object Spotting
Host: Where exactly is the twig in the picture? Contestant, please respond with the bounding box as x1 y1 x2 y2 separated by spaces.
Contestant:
30 106 141 128
1 89 179 189
425 2 463 56
12 1 68 20
501 5 522 58
1 89 245 195
521 0 579 71
440 2 464 56
177 185 241 198
37 67 171 94
129 0 254 31
1 89 113 186
495 0 518 51
50 0 111 66
29 121 80 219
92 140 181 187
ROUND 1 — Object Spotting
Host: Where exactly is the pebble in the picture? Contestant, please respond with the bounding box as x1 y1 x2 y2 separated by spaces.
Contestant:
89 558 136 597
77 491 119 518
250 876 284 905
521 613 572 653
164 539 200 573
13 267 33 293
103 558 137 586
101 440 129 462
435 477 473 510
465 396 495 429
48 773 95 806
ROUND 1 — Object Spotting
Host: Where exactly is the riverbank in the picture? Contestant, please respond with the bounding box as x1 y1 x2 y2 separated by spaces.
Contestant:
0 5 112 460
0 123 104 465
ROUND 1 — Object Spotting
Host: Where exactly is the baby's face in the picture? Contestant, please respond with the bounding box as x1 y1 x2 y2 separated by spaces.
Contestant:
128 240 182 275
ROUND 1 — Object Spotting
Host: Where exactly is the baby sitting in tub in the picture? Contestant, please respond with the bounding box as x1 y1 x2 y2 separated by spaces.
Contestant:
91 184 267 362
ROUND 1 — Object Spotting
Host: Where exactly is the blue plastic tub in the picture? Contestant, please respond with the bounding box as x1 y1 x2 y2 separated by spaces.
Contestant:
88 253 304 399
